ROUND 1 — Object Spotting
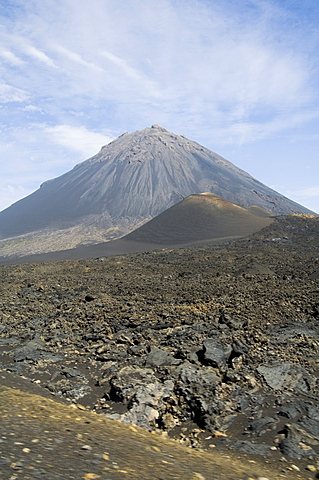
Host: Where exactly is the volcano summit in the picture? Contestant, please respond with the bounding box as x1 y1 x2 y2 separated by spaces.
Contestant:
0 125 313 257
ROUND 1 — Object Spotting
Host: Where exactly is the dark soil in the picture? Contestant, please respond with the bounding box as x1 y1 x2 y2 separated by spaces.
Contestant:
0 214 319 479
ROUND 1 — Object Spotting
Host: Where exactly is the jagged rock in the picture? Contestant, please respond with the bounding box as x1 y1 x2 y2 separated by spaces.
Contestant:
174 362 220 388
231 440 271 456
231 339 249 355
305 404 319 421
248 417 278 435
145 348 181 367
11 338 63 363
200 339 231 369
108 365 175 429
0 213 318 465
12 338 46 362
279 438 316 458
61 366 84 378
278 402 304 419
282 423 319 446
270 322 317 345
297 417 319 443
257 362 312 392
46 378 92 401
173 362 222 429
218 312 247 330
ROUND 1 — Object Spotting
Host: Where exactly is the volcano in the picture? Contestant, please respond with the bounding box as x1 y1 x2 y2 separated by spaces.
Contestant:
125 193 274 245
0 124 313 257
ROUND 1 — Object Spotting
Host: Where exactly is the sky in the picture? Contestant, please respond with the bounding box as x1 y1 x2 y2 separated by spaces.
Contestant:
1 0 319 213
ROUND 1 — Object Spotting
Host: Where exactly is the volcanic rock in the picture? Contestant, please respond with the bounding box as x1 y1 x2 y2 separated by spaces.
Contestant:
257 362 312 393
279 438 316 458
201 338 231 369
0 213 319 469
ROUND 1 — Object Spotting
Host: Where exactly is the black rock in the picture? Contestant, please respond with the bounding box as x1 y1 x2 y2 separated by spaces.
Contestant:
231 440 270 456
248 416 278 435
279 438 316 458
201 338 231 369
257 362 312 393
145 348 180 367
297 417 319 442
278 402 303 419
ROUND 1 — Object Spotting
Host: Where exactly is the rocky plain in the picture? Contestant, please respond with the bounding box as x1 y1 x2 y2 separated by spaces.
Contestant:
0 213 319 478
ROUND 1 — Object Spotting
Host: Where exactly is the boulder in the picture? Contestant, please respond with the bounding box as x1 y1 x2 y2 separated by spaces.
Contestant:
279 438 315 458
145 347 180 367
108 365 175 430
202 339 231 369
257 362 313 393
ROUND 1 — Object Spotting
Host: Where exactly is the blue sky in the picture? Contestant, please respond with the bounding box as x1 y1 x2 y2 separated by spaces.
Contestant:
1 0 319 213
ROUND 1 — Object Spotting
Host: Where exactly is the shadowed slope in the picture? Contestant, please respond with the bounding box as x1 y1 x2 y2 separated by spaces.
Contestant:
125 193 274 245
0 194 273 264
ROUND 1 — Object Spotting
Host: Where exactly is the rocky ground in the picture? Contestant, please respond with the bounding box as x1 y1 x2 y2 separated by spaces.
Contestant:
1 370 303 480
0 214 319 478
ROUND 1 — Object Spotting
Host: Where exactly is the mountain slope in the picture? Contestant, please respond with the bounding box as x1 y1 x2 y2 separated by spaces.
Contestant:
0 125 313 255
0 193 274 264
125 193 273 245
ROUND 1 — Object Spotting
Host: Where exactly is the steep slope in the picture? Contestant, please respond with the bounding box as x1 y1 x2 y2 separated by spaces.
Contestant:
0 193 274 264
125 193 274 245
0 125 313 255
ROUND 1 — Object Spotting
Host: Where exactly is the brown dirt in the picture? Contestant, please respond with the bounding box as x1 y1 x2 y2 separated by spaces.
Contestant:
0 370 311 480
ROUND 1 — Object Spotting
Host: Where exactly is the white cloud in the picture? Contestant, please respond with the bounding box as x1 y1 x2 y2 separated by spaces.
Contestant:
0 0 318 211
43 124 114 157
0 83 29 103
100 50 162 98
21 104 44 113
53 44 103 72
210 110 319 145
0 123 115 211
24 45 57 68
0 0 315 141
0 49 24 66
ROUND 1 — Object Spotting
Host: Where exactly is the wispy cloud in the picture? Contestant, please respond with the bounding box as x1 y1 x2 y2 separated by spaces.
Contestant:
0 83 30 103
0 49 25 66
211 110 319 145
0 122 114 211
100 50 162 98
54 44 103 72
1 0 316 138
24 45 57 68
43 124 113 156
0 0 318 211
